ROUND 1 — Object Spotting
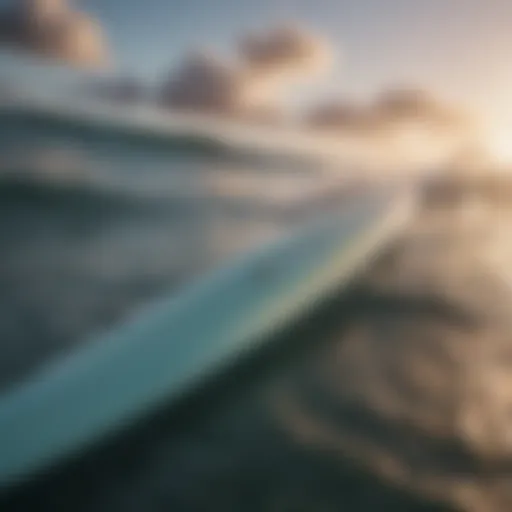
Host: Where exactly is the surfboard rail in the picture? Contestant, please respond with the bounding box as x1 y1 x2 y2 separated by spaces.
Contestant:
0 187 416 487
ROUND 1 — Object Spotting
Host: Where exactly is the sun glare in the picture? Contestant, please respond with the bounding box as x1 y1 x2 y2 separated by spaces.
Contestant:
487 126 512 165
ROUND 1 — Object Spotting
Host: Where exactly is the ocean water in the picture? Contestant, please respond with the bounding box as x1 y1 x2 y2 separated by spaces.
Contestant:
6 157 512 512
0 106 356 389
5 103 512 511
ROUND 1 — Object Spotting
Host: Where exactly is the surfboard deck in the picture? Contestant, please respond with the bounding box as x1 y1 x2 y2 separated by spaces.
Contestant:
0 187 415 487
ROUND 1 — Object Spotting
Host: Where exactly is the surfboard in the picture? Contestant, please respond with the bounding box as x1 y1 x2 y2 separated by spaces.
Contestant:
0 187 415 487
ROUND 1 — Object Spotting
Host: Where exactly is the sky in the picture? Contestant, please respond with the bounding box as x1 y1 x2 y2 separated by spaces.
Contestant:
1 0 512 127
85 0 512 118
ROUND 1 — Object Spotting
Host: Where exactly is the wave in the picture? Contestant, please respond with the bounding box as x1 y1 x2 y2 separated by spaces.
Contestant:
0 167 338 228
1 108 230 157
0 98 340 171
0 169 164 218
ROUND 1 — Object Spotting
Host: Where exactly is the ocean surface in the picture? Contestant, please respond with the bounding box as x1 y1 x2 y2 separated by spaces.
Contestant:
4 103 512 511
0 105 361 389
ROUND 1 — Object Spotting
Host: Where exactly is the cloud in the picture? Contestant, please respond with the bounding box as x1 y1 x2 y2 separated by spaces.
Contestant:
0 0 109 68
160 49 243 115
239 24 332 79
307 87 470 135
372 88 469 129
158 26 474 170
306 102 370 132
305 88 476 172
159 24 333 121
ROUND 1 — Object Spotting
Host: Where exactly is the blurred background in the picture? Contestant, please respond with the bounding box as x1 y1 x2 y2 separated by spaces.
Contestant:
2 1 512 511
